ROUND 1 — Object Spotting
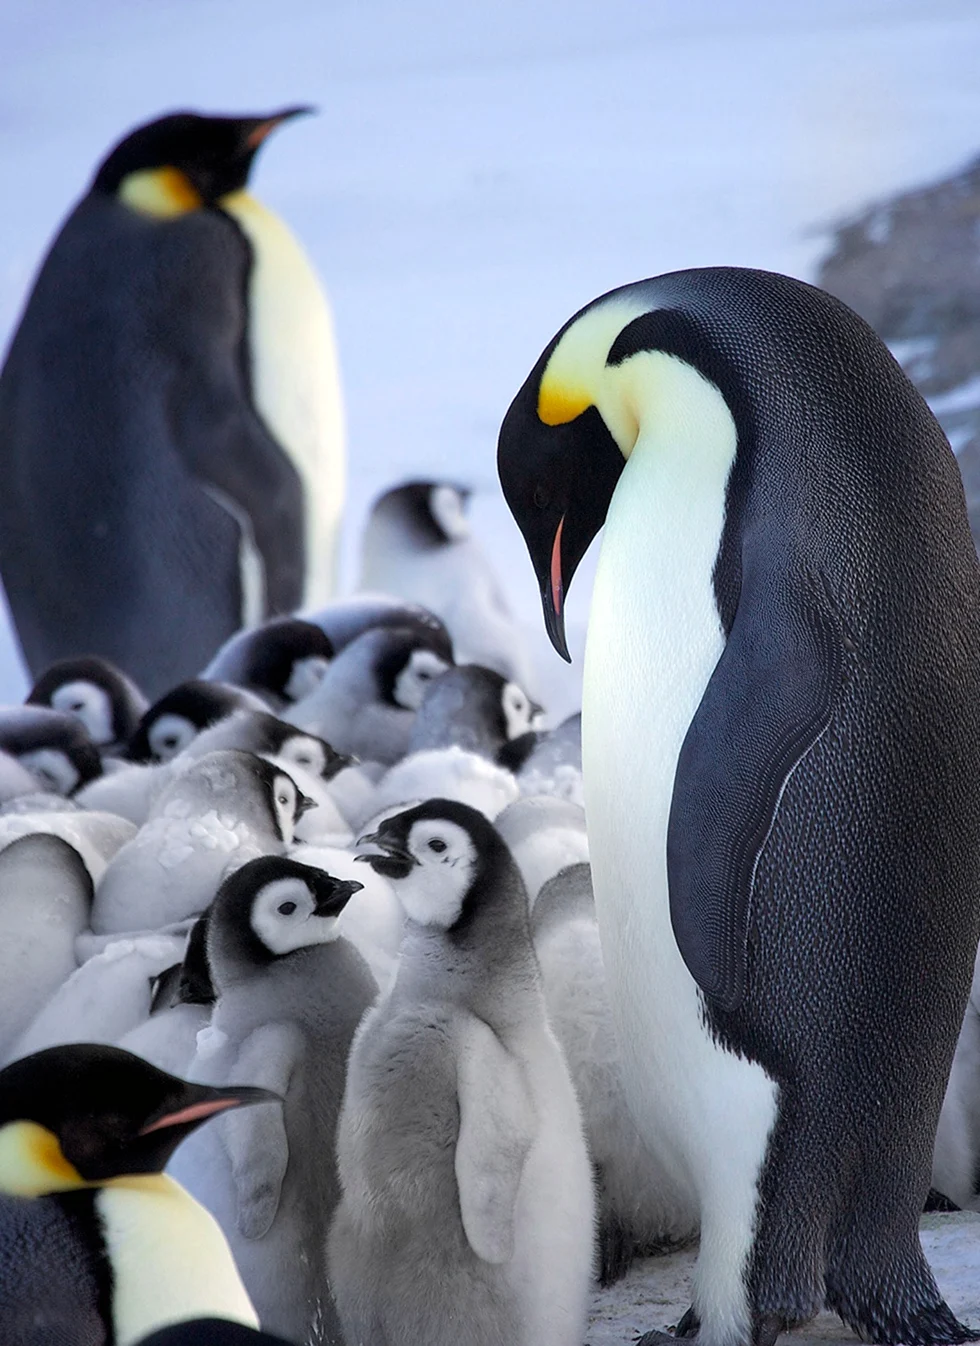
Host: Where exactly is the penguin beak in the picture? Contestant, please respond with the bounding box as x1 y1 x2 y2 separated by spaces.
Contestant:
324 750 358 781
139 1085 279 1137
542 515 571 662
354 830 419 877
294 792 317 820
313 878 364 917
245 105 316 149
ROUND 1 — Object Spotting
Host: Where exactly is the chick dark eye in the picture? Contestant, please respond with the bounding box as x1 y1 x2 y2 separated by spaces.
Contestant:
428 838 447 854
278 901 297 916
533 484 550 510
278 793 289 806
163 735 178 749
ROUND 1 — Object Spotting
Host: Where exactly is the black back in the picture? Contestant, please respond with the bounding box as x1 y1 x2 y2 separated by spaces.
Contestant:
0 186 303 698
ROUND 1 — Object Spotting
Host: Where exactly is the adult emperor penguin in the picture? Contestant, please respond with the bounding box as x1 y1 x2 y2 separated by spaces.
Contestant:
170 855 376 1346
0 109 345 697
497 267 980 1346
330 799 594 1346
0 1043 275 1344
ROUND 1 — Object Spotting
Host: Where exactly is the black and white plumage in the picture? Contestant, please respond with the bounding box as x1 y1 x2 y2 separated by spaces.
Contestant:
0 1044 273 1344
0 705 103 795
91 750 314 933
0 109 345 697
358 481 537 690
136 1320 295 1345
284 625 453 765
27 656 149 755
329 800 594 1346
499 267 980 1346
406 663 541 762
170 856 376 1346
201 617 335 709
128 681 270 764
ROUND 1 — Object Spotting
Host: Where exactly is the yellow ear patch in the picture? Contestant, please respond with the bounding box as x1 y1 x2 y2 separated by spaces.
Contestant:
0 1121 84 1196
537 379 593 427
118 166 203 218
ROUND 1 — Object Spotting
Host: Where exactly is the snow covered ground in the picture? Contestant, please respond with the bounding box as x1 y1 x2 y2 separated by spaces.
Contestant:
2 0 980 714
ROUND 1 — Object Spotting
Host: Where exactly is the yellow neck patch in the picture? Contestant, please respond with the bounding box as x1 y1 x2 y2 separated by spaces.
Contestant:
118 166 203 218
0 1121 84 1196
537 379 593 426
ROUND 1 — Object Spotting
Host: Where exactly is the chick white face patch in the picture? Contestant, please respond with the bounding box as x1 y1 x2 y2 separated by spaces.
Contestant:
393 650 450 711
393 819 477 929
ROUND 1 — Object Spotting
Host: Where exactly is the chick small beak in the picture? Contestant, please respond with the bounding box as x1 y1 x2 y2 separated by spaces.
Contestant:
313 878 364 917
295 792 317 820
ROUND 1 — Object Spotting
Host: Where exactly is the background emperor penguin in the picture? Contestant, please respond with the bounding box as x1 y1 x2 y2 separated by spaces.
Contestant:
497 266 980 1346
0 108 345 696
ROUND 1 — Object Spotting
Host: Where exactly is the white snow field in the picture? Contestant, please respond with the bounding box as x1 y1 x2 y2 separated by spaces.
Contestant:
2 1 980 712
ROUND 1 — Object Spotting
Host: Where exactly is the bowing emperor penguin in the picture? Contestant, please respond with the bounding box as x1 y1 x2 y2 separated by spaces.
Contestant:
0 108 345 696
497 267 980 1346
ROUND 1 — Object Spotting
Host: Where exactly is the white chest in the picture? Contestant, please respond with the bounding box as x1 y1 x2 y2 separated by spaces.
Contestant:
97 1174 258 1345
581 395 777 1188
221 191 345 606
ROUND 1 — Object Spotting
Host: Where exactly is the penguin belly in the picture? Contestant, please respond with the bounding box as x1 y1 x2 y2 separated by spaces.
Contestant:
221 191 344 607
583 435 778 1344
97 1174 258 1344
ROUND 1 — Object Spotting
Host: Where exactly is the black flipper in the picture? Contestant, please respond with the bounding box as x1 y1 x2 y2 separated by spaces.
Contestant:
666 560 844 1011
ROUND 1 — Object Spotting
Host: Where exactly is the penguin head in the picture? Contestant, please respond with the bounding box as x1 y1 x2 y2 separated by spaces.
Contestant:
0 1044 278 1196
186 709 354 782
366 627 452 711
129 680 269 763
309 596 454 663
0 706 103 795
500 680 543 740
204 617 335 706
356 799 513 932
93 108 313 217
208 855 364 970
498 284 746 659
252 757 317 845
27 656 148 750
370 480 473 548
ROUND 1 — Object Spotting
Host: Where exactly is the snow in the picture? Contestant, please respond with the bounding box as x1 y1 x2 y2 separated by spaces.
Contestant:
587 1214 980 1345
2 0 980 714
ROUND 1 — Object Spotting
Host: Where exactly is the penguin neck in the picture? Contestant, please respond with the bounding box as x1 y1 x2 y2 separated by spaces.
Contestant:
393 886 540 1033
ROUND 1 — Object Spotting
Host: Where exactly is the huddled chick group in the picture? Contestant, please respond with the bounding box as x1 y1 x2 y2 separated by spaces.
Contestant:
0 481 684 1346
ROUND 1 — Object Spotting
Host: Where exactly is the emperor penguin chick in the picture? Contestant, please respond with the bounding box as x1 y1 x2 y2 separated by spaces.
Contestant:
170 855 376 1346
284 625 452 765
330 799 595 1346
0 1043 275 1345
358 481 537 690
91 750 313 933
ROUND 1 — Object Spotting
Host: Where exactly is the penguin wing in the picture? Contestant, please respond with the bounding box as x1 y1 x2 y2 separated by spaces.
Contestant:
455 1015 536 1264
217 1022 297 1239
169 307 305 616
666 565 844 1012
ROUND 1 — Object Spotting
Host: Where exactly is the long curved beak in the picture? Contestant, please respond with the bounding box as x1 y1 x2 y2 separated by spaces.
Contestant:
542 515 570 662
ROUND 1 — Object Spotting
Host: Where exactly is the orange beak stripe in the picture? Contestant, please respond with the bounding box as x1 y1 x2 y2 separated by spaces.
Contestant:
139 1098 241 1136
550 515 565 618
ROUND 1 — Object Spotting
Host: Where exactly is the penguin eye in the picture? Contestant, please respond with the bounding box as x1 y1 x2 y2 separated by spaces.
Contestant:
163 735 178 749
533 484 550 511
278 792 290 807
428 838 447 854
277 900 297 916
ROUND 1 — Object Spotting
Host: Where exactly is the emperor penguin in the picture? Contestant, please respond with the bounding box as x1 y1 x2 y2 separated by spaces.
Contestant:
201 617 336 709
27 656 149 756
129 681 271 763
284 625 454 765
0 1043 274 1344
0 109 345 697
170 855 375 1345
0 705 103 795
497 267 980 1346
329 799 594 1346
358 481 538 689
406 663 542 761
91 750 314 933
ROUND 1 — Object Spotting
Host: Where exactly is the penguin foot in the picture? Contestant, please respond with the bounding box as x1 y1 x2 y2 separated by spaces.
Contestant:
674 1306 700 1337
